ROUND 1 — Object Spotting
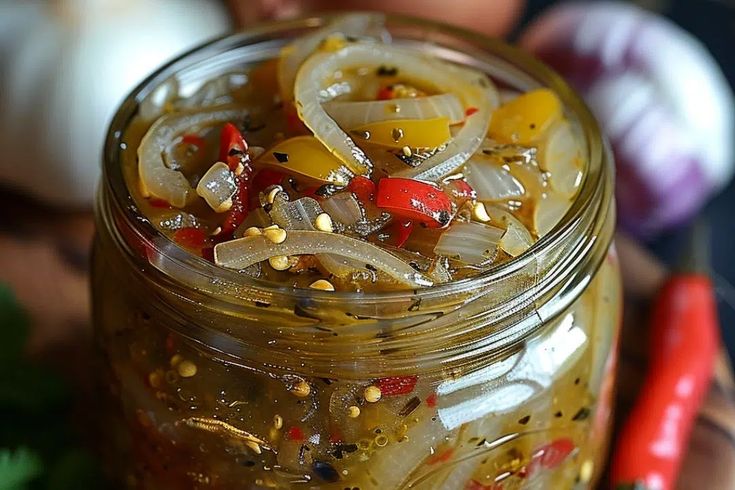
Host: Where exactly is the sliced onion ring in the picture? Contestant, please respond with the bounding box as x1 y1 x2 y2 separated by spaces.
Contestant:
322 94 464 129
278 13 386 101
214 230 432 288
295 44 497 178
138 106 248 207
433 221 504 265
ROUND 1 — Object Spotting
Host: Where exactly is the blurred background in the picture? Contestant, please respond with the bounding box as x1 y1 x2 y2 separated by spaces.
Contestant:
0 0 733 488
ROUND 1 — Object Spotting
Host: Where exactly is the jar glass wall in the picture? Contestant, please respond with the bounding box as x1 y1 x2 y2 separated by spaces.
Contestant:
94 14 621 490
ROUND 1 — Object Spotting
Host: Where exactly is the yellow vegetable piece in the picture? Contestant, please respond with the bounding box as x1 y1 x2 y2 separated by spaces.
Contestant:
488 88 562 145
257 136 352 185
350 118 451 149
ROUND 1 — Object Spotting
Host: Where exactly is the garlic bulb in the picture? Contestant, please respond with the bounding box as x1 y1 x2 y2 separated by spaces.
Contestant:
0 0 230 206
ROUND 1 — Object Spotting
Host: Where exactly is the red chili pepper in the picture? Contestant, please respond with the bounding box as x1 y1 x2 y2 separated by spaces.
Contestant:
465 107 479 117
181 134 206 149
427 448 454 465
172 227 207 252
219 123 249 171
218 124 253 237
376 375 418 396
286 426 305 442
328 429 343 444
377 85 395 100
611 273 718 490
347 175 376 203
376 178 452 228
518 438 575 480
148 197 172 209
425 393 438 408
385 219 413 248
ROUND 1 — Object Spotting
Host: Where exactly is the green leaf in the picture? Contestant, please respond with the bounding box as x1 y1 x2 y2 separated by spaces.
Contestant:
0 285 29 365
0 447 43 490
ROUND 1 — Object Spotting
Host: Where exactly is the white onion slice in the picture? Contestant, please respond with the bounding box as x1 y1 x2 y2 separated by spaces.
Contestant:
320 192 364 227
464 158 526 201
322 94 464 129
541 121 584 198
196 162 237 212
138 107 248 207
434 222 504 264
268 194 374 278
278 13 386 101
214 230 432 288
483 204 535 257
534 191 572 237
295 44 497 177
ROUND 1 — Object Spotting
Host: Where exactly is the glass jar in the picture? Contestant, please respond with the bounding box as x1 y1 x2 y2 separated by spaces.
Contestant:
93 14 621 490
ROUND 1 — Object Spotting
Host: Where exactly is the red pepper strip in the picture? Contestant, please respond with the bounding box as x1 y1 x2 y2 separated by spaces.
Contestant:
347 175 376 203
249 168 287 209
181 134 205 149
377 86 395 100
465 107 479 117
219 123 249 171
218 124 253 237
376 178 452 228
611 275 718 490
518 438 575 479
425 393 438 408
385 219 413 248
148 197 172 209
286 426 305 442
376 375 418 396
427 448 454 465
172 227 207 253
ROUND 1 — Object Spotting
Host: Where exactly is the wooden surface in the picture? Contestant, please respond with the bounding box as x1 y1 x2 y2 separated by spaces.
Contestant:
0 190 733 488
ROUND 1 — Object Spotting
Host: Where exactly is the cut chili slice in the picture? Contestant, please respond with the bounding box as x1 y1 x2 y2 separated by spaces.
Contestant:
376 375 418 396
347 175 377 203
427 448 453 465
537 438 574 469
385 219 413 248
376 178 452 228
219 122 250 171
172 227 207 251
286 426 305 442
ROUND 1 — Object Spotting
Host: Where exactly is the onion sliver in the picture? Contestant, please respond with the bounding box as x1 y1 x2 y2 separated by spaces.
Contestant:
434 222 504 264
214 230 432 288
295 44 497 177
138 107 248 207
322 94 464 129
278 13 386 101
483 204 535 257
196 162 237 212
320 193 364 227
464 158 526 201
541 121 584 198
533 191 572 237
268 195 363 278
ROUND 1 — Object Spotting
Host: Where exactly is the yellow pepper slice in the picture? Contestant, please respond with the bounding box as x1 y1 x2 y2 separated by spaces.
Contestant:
257 136 351 185
488 88 562 145
350 117 451 149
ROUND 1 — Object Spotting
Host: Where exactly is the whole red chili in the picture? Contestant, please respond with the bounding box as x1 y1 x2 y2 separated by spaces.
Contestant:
376 178 452 228
611 273 718 490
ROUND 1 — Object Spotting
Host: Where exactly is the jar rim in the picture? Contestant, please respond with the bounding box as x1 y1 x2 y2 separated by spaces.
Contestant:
101 12 610 305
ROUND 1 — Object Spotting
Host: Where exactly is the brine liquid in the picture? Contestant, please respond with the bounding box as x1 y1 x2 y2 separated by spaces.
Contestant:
93 240 621 489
